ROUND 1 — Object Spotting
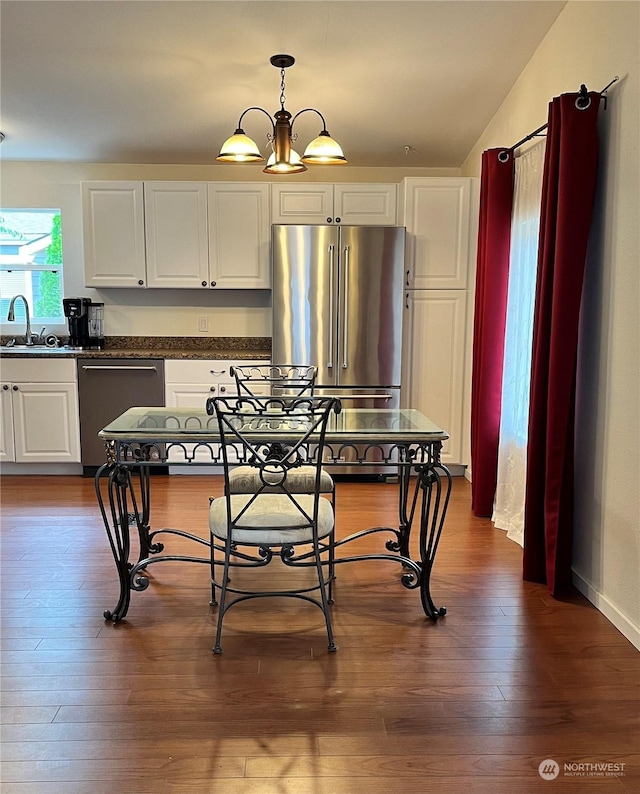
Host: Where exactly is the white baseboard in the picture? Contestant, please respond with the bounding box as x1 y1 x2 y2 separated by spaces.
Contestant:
446 464 467 477
572 569 640 651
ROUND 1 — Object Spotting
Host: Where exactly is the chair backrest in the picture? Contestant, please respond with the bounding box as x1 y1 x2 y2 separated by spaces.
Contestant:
207 395 340 528
230 364 317 398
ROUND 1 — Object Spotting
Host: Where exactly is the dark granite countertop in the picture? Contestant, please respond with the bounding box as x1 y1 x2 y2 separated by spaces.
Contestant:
0 336 271 360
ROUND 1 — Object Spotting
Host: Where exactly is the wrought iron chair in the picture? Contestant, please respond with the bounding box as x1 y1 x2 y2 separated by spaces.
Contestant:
227 365 335 500
207 395 341 654
230 364 317 398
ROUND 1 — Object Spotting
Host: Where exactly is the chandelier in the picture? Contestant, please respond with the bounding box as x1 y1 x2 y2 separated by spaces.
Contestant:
216 54 347 174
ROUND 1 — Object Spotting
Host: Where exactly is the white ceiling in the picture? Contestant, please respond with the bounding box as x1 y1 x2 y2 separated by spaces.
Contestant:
0 0 566 168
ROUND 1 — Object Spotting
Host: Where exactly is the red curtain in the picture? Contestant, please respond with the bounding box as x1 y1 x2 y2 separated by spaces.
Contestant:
470 149 514 516
523 92 600 594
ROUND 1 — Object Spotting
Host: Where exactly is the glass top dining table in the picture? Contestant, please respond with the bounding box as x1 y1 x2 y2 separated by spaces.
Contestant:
99 406 449 448
96 405 451 625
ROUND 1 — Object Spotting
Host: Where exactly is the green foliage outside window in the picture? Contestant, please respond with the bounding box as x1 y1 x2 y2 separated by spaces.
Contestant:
35 214 63 317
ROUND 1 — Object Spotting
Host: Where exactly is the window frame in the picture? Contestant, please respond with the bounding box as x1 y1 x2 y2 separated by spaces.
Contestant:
0 208 65 327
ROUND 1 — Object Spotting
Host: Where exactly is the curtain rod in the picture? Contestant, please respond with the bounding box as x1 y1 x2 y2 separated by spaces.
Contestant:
498 77 619 162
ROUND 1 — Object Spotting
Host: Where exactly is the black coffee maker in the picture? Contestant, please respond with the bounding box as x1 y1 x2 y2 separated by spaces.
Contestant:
63 297 91 348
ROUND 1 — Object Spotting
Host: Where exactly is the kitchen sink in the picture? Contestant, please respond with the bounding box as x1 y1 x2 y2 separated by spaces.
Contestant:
1 344 71 353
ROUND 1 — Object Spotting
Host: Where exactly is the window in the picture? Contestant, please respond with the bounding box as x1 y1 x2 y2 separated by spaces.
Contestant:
492 140 545 546
0 209 64 326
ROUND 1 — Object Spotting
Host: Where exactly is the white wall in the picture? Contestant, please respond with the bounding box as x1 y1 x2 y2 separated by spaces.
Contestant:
0 162 456 339
462 0 639 647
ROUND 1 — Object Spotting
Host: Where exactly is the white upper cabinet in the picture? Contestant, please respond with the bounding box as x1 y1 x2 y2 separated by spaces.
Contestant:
401 177 473 289
144 182 209 288
334 184 398 225
271 183 397 225
82 182 146 288
271 184 334 224
82 181 270 289
208 183 271 289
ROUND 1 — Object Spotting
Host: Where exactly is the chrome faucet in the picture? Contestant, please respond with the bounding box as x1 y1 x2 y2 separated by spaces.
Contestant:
7 294 35 345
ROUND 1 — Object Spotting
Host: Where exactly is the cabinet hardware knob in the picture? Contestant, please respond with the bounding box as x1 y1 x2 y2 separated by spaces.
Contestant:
12 385 19 391
210 281 216 287
210 386 215 392
327 218 333 223
138 280 144 286
2 384 8 390
219 386 226 393
335 217 341 223
202 281 207 287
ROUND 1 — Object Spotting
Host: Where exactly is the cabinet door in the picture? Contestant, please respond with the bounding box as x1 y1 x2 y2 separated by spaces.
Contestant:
145 182 210 288
165 382 217 409
270 184 334 224
402 178 472 289
164 382 216 464
11 382 81 463
334 184 397 225
82 182 146 287
163 381 242 405
208 184 270 288
0 383 16 462
402 290 467 464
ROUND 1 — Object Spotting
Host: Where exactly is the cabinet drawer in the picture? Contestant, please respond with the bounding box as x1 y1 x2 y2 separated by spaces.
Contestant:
0 358 77 382
164 359 265 384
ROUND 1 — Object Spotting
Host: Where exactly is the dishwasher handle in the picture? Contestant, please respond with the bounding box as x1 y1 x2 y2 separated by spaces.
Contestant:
81 365 159 371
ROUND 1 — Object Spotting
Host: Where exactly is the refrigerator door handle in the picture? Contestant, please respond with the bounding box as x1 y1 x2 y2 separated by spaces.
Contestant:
323 393 395 400
328 244 335 369
342 245 350 369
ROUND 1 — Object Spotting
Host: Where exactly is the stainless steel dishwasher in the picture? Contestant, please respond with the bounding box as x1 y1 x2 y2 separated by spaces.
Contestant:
77 358 165 474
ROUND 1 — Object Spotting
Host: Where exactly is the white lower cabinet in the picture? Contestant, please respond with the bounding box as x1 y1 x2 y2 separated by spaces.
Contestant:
0 382 15 461
401 290 467 465
0 359 81 463
164 359 267 469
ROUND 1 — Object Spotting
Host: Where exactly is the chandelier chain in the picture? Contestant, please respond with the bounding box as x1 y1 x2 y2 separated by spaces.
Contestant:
279 67 287 111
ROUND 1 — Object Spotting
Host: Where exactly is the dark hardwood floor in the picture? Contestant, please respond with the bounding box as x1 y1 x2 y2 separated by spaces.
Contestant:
1 474 638 793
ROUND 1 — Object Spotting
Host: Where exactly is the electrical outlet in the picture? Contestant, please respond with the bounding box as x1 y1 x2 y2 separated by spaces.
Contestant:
197 316 208 333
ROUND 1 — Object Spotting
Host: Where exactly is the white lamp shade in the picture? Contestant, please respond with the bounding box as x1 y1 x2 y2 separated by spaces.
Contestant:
264 148 307 174
217 132 264 162
301 133 347 164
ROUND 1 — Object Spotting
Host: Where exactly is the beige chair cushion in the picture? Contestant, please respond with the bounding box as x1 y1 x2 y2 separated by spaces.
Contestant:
210 494 334 545
228 465 334 494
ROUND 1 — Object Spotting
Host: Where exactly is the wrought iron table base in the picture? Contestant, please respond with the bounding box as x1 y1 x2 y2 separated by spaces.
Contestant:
96 456 451 624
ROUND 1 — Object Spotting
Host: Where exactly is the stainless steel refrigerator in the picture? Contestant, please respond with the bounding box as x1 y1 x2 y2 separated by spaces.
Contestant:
271 224 406 474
